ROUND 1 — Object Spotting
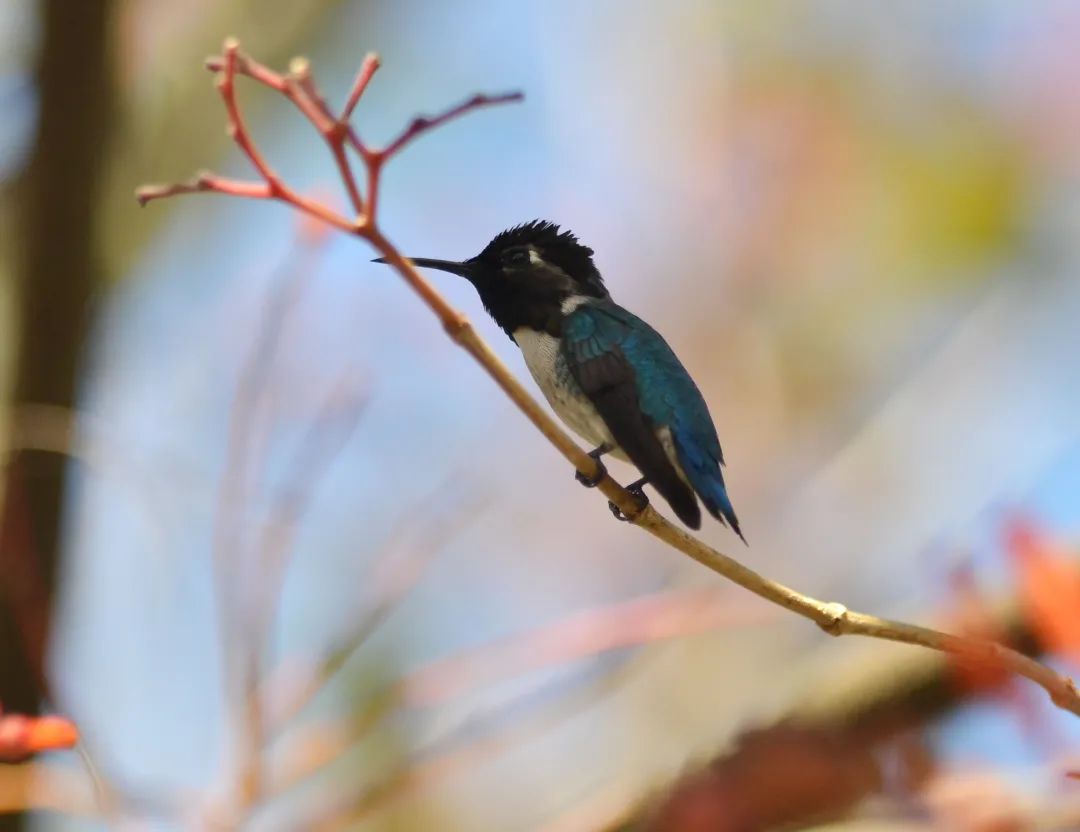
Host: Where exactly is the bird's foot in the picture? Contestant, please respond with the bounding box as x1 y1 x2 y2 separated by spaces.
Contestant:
575 444 611 488
576 463 606 488
608 478 648 522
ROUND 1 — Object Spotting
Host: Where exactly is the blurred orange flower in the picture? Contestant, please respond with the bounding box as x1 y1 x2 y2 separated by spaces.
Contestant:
0 706 79 762
1007 520 1080 666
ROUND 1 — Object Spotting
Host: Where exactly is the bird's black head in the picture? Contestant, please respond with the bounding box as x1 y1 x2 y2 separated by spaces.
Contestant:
472 220 606 297
375 220 608 337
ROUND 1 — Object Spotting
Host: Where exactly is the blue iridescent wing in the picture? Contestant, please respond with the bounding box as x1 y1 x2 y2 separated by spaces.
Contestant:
563 302 743 539
561 302 700 528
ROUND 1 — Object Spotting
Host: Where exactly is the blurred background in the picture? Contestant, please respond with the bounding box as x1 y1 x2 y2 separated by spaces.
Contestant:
2 0 1080 829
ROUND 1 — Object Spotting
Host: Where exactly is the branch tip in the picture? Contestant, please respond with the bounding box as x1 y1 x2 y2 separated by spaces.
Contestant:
380 89 525 158
342 53 382 120
289 56 311 79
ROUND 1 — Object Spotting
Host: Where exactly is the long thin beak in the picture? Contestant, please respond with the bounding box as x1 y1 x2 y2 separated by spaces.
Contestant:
371 256 473 278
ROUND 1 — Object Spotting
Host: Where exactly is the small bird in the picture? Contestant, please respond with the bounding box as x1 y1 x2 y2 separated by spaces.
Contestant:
374 220 744 541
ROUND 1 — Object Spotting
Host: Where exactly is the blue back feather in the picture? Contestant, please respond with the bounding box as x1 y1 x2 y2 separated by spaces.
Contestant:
564 302 743 540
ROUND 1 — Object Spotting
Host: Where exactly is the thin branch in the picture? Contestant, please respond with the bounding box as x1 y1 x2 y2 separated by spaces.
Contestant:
361 90 523 221
213 268 272 803
240 372 368 774
141 41 517 231
261 486 480 738
263 587 764 802
224 247 349 806
135 172 271 205
270 54 368 217
135 41 1080 721
342 53 380 121
216 40 281 191
299 660 636 831
287 59 365 215
399 586 773 710
380 91 524 159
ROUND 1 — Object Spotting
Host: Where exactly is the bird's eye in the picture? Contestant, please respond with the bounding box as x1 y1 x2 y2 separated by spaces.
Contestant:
504 248 530 267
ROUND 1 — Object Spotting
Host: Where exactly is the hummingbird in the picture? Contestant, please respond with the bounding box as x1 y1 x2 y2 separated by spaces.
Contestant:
374 220 744 541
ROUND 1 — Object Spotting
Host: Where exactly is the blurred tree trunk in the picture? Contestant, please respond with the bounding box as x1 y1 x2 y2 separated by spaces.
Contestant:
0 1 115 829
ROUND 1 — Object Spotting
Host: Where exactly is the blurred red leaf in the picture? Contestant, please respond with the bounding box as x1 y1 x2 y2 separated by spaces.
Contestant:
1007 520 1080 665
943 565 1012 694
0 706 78 762
1067 770 1080 781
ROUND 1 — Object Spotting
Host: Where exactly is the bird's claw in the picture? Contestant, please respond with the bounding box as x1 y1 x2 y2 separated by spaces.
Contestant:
575 458 607 488
575 445 611 488
608 481 648 522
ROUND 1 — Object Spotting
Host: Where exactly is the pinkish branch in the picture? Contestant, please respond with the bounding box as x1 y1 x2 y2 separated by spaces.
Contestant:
138 39 519 233
216 41 282 192
135 172 271 206
341 53 380 122
380 91 524 158
286 60 365 214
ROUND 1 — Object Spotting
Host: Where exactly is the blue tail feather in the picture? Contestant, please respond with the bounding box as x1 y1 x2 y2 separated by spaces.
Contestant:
698 475 746 544
672 427 747 544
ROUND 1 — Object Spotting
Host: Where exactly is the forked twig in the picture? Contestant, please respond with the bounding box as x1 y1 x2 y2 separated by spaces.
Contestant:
138 38 521 233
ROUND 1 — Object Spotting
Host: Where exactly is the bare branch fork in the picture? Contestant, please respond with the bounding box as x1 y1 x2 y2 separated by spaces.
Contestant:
137 40 1080 719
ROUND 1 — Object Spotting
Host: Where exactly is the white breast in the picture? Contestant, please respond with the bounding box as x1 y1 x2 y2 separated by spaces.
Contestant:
512 327 618 453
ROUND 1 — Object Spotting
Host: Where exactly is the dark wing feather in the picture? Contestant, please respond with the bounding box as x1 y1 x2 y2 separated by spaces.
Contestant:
563 312 702 529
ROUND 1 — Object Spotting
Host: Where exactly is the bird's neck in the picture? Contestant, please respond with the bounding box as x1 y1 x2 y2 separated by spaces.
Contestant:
477 285 596 339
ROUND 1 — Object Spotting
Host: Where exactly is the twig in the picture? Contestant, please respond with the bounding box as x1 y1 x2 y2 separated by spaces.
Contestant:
135 40 1080 721
262 587 762 801
241 371 368 770
380 92 524 159
341 53 380 121
399 586 773 710
211 251 282 804
261 486 480 737
139 39 521 233
216 224 349 805
296 655 638 830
